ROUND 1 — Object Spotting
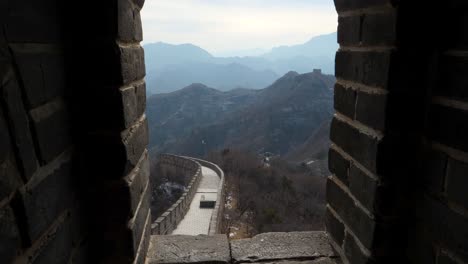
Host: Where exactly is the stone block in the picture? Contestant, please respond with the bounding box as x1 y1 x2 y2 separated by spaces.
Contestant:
15 156 73 242
119 45 145 84
330 117 380 174
326 177 375 250
118 0 143 42
147 235 230 264
361 11 397 46
134 211 151 264
29 98 71 163
334 0 393 12
437 54 468 101
328 147 350 186
446 157 468 209
122 116 148 174
2 73 38 179
429 104 468 153
11 48 65 108
129 182 150 252
0 205 22 263
416 196 468 260
0 108 23 201
334 84 356 119
355 91 387 131
31 217 73 264
335 50 392 89
126 151 150 215
343 232 374 264
121 81 146 128
231 232 336 263
348 164 378 213
4 0 62 42
338 15 361 46
325 207 345 246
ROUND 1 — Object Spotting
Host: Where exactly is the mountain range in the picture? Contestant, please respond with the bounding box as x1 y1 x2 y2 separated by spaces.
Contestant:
144 32 338 94
146 71 335 163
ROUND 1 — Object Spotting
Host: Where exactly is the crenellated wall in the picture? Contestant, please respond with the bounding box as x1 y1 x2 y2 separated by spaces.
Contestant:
151 154 203 235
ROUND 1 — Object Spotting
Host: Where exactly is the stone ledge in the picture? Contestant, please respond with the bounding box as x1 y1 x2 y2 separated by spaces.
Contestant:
146 232 340 264
146 234 230 264
231 232 337 264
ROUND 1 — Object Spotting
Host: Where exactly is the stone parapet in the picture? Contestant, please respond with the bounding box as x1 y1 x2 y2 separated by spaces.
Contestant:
151 155 203 235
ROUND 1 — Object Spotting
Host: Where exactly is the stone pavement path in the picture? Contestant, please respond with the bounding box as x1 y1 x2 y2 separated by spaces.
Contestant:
171 166 220 235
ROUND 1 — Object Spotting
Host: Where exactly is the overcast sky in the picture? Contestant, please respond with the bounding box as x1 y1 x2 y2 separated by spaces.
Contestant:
141 0 337 56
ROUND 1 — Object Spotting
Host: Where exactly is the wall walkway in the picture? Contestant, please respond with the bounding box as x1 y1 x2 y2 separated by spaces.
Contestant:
151 155 225 236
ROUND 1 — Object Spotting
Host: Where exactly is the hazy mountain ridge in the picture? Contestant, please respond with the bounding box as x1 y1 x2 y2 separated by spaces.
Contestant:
146 71 335 159
144 32 338 94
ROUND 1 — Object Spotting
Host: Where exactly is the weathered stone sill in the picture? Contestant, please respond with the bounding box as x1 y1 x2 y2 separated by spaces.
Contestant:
146 231 341 264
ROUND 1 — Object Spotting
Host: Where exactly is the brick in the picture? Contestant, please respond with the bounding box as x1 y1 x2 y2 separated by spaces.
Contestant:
328 147 350 185
338 15 361 46
336 50 392 89
4 0 62 42
355 91 387 131
446 158 468 208
417 196 468 260
325 207 345 246
120 45 145 84
0 108 23 201
32 217 73 264
0 205 22 263
118 0 143 42
29 98 71 163
330 117 380 173
344 232 374 264
338 12 397 46
422 148 447 194
130 185 150 252
0 154 22 202
122 116 149 174
134 212 151 264
361 12 397 46
2 73 38 179
429 104 468 152
334 0 393 12
348 164 378 213
437 55 468 101
127 151 150 215
334 84 356 119
326 177 375 249
121 82 146 128
15 157 73 242
12 49 65 108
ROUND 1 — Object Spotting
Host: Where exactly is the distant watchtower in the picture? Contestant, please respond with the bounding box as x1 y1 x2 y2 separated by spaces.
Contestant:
313 69 322 74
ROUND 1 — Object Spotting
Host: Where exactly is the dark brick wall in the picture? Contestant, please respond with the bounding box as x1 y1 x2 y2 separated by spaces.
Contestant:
329 1 468 263
0 0 149 263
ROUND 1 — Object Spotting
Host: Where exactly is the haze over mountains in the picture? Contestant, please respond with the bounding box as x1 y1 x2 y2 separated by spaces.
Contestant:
144 32 338 94
146 71 335 163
